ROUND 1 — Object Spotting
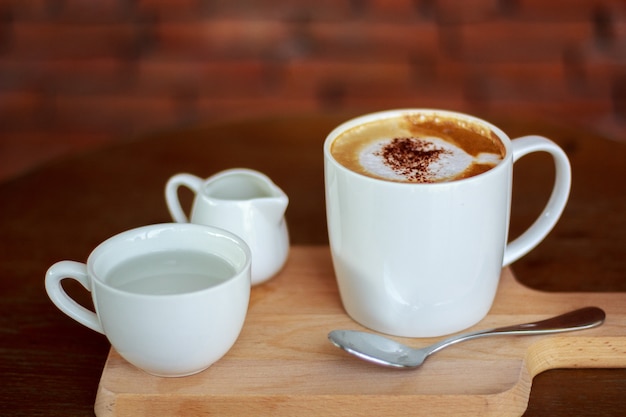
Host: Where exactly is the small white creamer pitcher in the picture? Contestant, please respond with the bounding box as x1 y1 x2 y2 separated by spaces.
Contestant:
166 168 289 285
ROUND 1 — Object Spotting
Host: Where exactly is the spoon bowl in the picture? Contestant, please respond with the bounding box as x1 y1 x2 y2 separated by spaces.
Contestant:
329 307 605 369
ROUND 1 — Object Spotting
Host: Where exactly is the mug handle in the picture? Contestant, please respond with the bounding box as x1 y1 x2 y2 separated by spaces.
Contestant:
165 173 203 223
45 261 104 334
503 135 571 266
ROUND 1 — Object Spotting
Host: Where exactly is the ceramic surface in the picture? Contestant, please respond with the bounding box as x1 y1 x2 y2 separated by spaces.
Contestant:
324 109 571 337
45 223 251 377
166 169 289 285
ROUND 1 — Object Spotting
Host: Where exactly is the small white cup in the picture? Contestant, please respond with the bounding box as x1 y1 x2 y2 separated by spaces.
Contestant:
324 109 571 337
45 223 251 377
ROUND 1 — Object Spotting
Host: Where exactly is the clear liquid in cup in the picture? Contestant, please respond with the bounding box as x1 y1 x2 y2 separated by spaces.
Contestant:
106 250 236 295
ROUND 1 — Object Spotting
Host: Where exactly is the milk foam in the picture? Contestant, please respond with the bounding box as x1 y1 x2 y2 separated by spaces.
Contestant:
359 137 500 182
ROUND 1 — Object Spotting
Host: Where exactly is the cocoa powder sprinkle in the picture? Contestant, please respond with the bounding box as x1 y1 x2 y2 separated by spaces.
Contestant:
375 137 449 183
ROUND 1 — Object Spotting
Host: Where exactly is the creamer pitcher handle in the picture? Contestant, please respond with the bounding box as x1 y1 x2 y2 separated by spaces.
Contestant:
503 136 571 266
165 173 204 223
45 261 104 334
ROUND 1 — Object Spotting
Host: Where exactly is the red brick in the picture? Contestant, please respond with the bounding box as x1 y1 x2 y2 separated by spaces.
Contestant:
133 58 270 96
334 74 467 105
453 20 594 62
515 0 619 21
475 96 612 123
137 0 355 20
338 95 468 114
306 20 439 60
136 59 273 97
153 19 291 59
281 60 416 97
434 0 501 23
0 57 130 94
424 60 612 121
278 58 468 112
0 0 51 18
55 0 131 22
135 0 208 19
457 62 572 100
608 18 626 44
577 57 626 99
0 0 623 184
3 0 137 21
365 0 422 19
151 13 438 61
8 21 140 59
194 96 319 120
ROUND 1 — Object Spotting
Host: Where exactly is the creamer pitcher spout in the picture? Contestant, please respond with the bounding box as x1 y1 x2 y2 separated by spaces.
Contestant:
253 186 288 225
166 168 290 285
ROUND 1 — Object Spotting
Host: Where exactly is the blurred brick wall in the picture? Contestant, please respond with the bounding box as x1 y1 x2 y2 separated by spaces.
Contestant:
1 0 625 179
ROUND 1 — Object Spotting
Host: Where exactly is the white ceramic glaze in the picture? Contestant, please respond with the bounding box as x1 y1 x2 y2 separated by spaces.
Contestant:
324 109 571 337
166 168 289 285
45 223 251 377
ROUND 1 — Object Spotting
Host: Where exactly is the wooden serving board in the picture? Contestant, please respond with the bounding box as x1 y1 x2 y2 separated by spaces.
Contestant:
95 246 626 417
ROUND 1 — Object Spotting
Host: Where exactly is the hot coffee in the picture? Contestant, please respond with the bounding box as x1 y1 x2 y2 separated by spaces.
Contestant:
324 109 572 336
330 112 506 183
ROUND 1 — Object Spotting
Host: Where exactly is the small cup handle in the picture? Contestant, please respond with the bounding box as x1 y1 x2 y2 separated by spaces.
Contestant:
45 261 104 334
165 173 203 223
503 135 572 266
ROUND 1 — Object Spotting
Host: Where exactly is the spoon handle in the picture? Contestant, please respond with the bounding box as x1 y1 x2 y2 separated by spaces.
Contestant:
425 306 605 356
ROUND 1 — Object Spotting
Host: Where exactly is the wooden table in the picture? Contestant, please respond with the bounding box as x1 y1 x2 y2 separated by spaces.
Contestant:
1 113 624 416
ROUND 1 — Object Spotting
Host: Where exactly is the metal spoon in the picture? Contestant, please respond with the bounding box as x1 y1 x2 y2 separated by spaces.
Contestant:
328 306 605 369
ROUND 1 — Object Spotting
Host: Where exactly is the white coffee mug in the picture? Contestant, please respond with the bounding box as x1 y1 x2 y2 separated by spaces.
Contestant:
45 223 251 377
324 109 571 337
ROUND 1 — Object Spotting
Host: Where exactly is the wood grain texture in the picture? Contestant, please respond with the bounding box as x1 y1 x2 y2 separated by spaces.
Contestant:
95 246 626 417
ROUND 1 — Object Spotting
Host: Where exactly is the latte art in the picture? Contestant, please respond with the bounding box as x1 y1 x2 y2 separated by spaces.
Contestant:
361 137 500 183
330 113 506 183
